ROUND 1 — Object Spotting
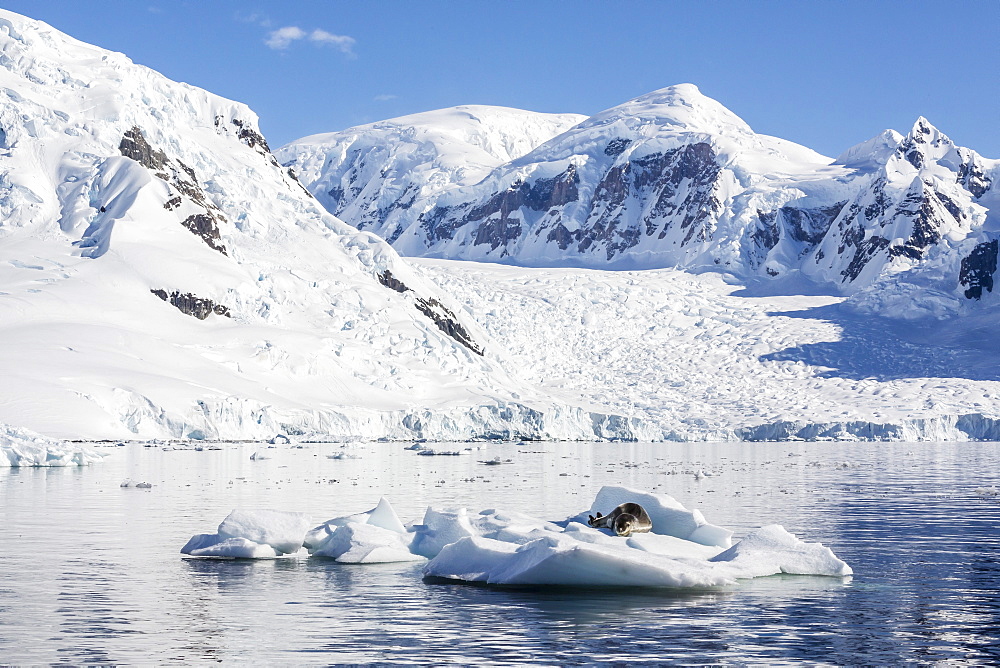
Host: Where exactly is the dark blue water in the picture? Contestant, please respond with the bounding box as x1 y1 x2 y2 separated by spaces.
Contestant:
1 441 998 664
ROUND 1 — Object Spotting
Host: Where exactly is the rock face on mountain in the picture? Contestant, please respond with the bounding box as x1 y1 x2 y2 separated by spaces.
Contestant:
0 9 622 440
281 85 1000 317
278 106 586 246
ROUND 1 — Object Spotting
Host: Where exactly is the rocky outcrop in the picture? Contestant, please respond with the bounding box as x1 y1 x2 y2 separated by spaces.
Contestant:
959 240 998 300
376 270 483 355
120 127 228 255
151 289 231 319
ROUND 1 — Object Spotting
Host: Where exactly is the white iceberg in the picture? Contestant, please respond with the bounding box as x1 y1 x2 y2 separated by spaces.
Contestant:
0 423 102 467
180 534 279 559
310 523 424 563
178 487 852 585
410 507 563 558
422 486 851 587
708 525 853 578
181 509 311 558
305 497 422 563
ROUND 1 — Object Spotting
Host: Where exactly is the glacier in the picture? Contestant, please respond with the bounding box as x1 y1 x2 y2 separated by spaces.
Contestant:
0 9 628 442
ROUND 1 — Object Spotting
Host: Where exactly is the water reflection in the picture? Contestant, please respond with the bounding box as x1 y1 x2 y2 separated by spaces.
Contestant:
0 441 998 663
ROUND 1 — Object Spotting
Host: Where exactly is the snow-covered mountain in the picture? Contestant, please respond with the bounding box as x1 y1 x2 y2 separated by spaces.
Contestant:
4 8 999 444
280 85 1000 317
278 106 585 244
0 10 622 441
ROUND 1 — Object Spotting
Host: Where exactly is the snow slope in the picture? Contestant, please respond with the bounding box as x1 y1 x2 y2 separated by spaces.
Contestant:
282 85 1000 319
0 10 620 441
411 258 1000 441
277 106 585 244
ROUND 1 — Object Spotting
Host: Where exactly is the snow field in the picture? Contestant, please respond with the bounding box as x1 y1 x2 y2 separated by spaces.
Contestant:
411 258 1000 440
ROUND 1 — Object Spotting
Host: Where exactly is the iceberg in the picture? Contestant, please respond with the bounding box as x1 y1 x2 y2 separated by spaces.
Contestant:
181 509 311 557
305 497 423 563
421 486 851 587
0 423 102 467
180 487 852 588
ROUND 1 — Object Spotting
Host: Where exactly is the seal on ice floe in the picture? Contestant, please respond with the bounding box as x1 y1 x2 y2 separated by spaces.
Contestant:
587 502 653 537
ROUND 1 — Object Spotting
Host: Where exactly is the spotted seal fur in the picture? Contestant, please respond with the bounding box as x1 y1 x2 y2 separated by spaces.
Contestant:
587 502 653 537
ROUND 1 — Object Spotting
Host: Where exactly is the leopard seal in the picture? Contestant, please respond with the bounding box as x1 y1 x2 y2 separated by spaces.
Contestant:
587 502 653 537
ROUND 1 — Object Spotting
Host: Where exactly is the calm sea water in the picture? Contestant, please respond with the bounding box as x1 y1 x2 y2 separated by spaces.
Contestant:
1 440 998 664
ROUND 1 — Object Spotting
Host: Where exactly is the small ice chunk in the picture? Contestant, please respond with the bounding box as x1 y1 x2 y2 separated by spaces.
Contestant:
310 523 424 563
409 506 562 558
709 525 853 577
409 507 478 558
218 509 311 555
304 497 407 550
183 536 278 559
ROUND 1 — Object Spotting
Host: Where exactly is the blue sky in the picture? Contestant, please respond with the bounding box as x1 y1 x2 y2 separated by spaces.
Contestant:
4 1 998 157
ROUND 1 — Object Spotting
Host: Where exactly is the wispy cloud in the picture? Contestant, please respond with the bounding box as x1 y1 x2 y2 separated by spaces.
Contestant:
309 29 356 54
373 94 397 102
265 26 356 55
237 11 272 28
265 26 306 50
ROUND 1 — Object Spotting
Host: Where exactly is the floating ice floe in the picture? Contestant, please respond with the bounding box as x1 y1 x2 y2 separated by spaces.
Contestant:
304 497 422 563
181 509 311 557
180 487 851 589
0 423 102 467
419 486 848 586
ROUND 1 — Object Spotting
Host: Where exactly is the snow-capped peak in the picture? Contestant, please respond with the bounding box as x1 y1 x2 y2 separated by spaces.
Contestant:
835 129 904 170
575 83 755 139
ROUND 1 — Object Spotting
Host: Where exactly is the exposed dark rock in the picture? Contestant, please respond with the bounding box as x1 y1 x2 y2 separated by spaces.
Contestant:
182 214 228 255
286 167 314 199
151 289 231 319
119 126 168 171
546 222 580 251
231 118 270 153
841 235 890 282
958 160 992 199
415 297 484 356
418 165 583 247
418 203 471 243
959 239 998 300
576 142 722 259
782 202 846 245
604 138 632 157
376 269 409 293
375 269 483 355
119 127 228 255
750 210 780 256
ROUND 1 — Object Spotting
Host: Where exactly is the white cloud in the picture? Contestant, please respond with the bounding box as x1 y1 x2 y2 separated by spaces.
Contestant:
264 26 356 55
309 29 356 55
373 94 397 102
265 26 306 50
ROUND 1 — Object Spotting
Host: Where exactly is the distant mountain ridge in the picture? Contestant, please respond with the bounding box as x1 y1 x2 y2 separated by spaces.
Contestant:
278 85 1000 318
